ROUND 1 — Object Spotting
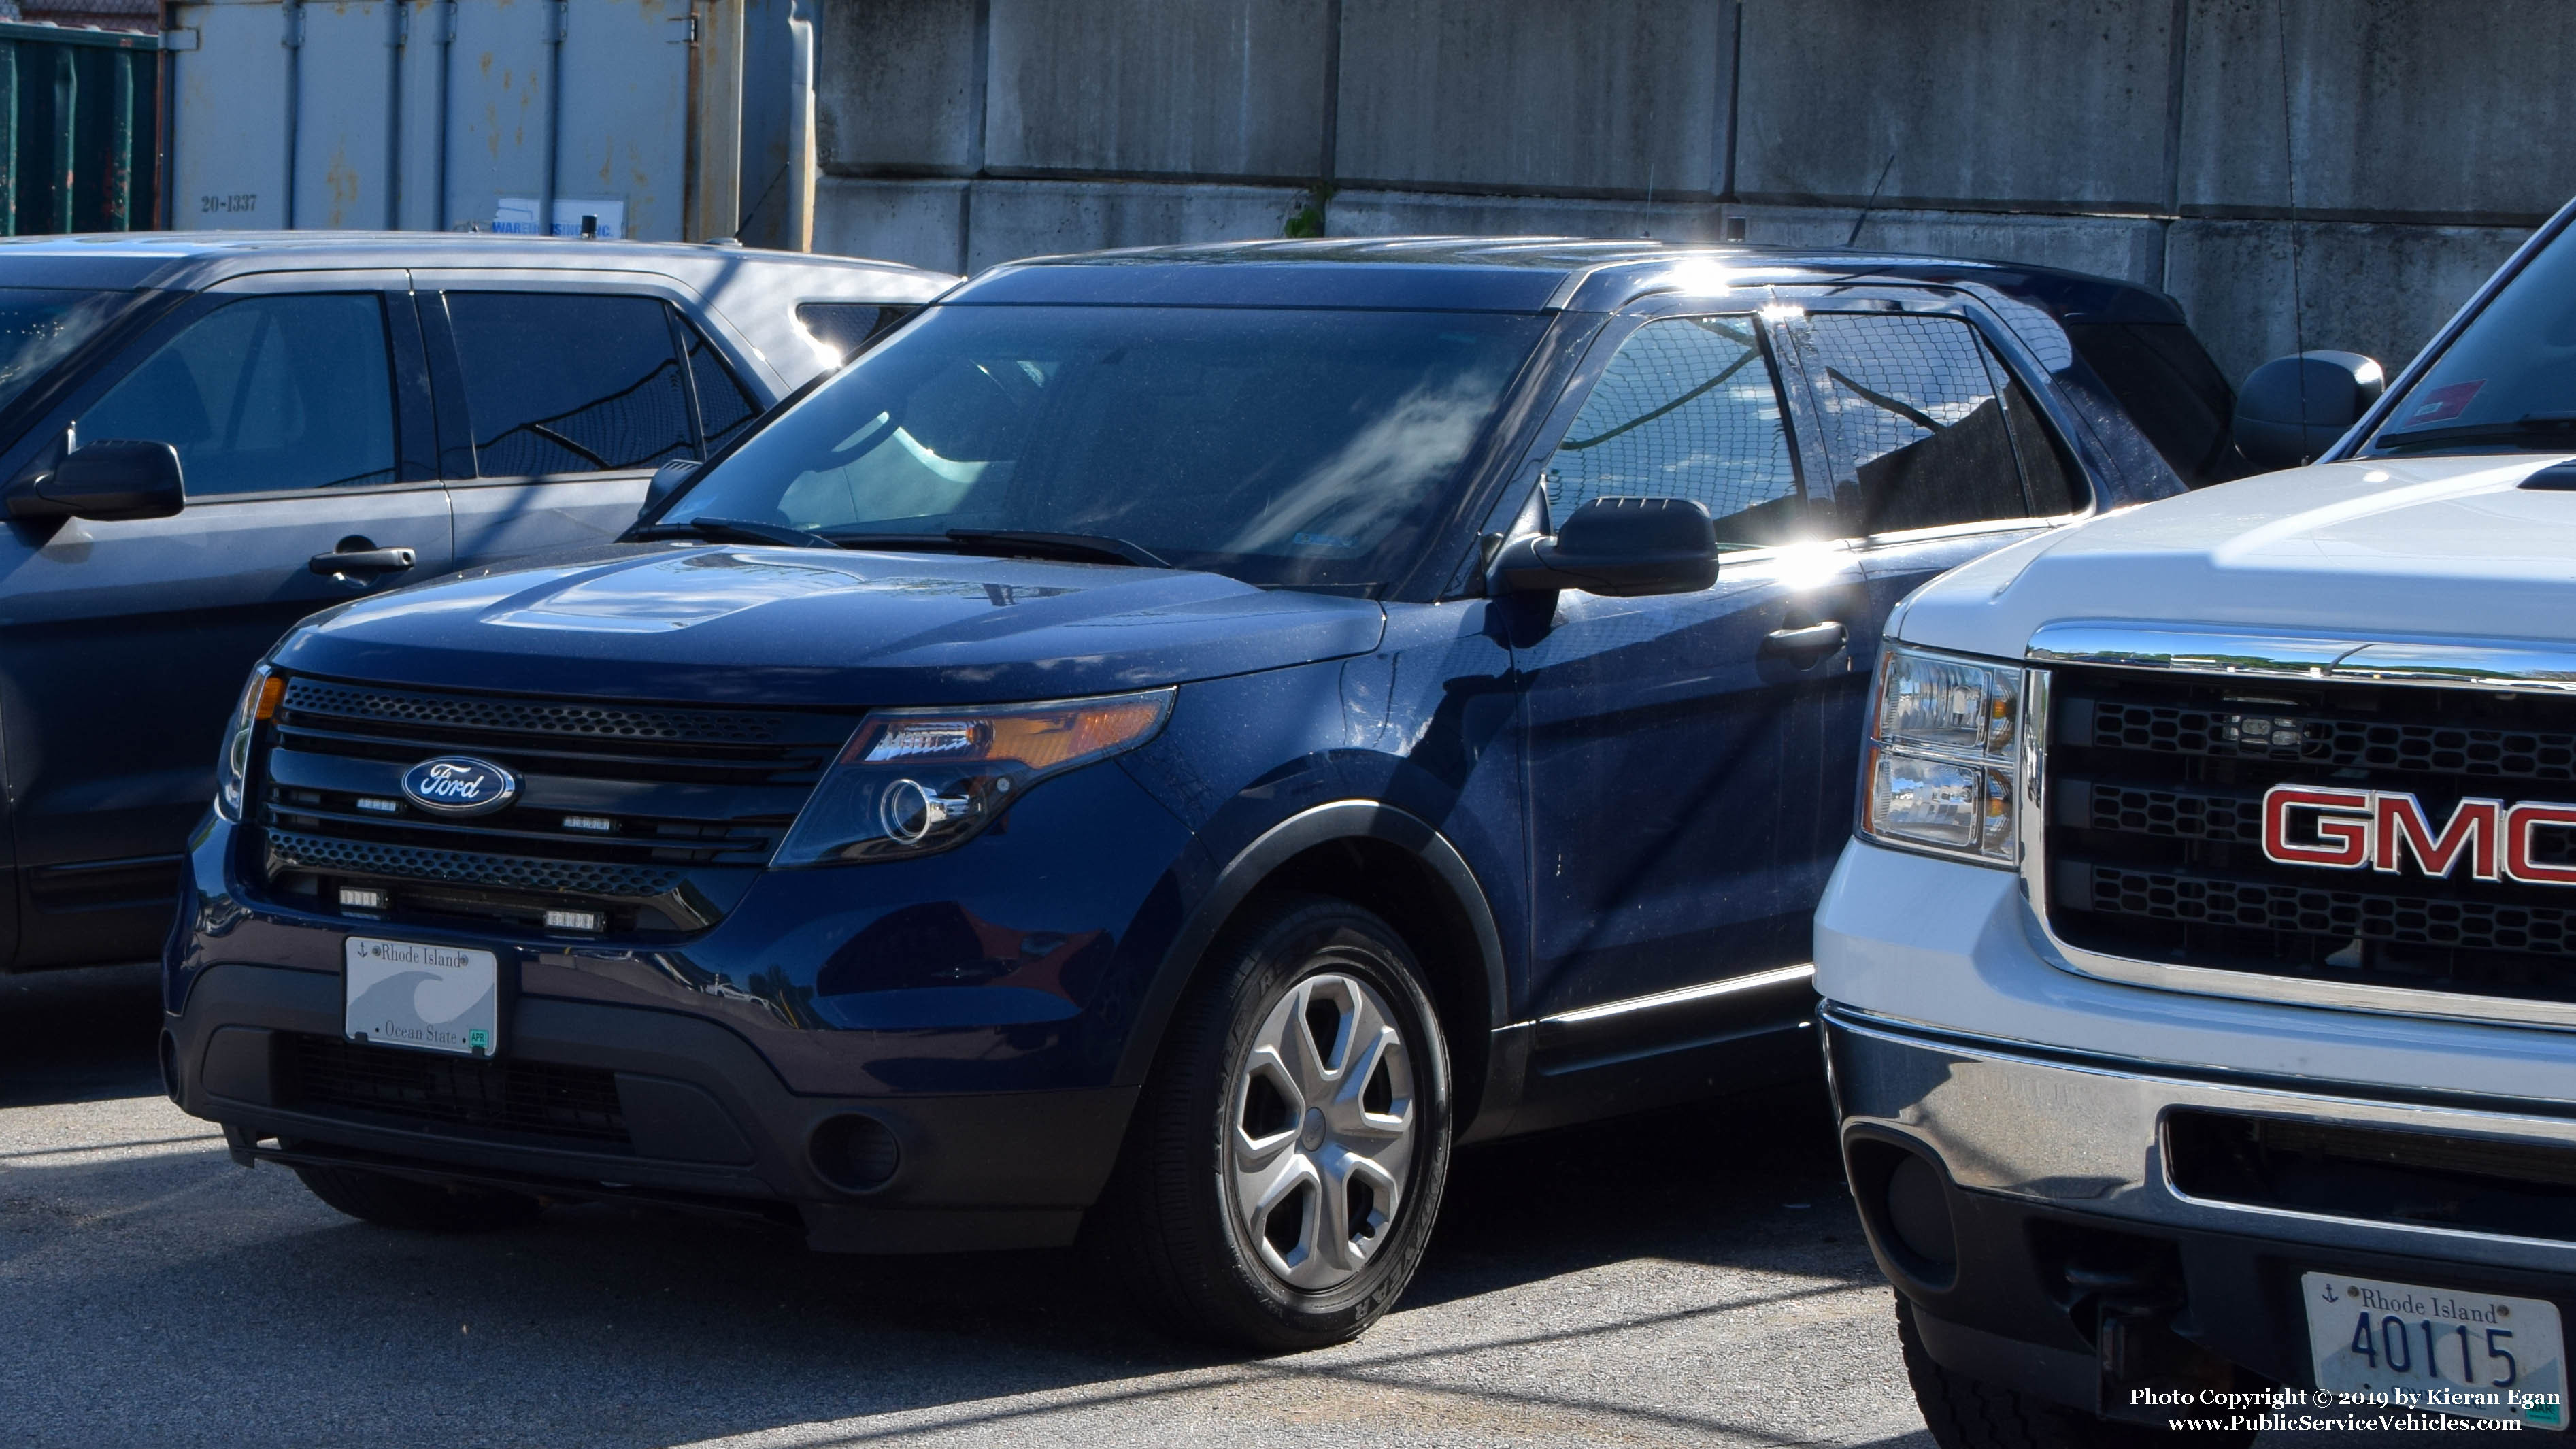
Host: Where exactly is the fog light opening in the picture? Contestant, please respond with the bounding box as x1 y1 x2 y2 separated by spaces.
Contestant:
809 1114 901 1193
1885 1153 1958 1267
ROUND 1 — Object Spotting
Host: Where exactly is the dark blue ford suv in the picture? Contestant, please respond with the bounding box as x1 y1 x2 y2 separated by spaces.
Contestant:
164 239 2229 1349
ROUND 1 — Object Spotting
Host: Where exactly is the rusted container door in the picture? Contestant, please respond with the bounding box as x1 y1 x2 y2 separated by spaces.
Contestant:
0 23 162 235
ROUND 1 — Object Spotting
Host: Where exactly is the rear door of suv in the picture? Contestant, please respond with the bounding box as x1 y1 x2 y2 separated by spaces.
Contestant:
410 269 769 567
0 268 450 966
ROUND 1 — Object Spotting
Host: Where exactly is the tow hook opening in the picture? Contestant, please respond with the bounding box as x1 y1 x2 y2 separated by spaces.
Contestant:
2034 1223 2255 1416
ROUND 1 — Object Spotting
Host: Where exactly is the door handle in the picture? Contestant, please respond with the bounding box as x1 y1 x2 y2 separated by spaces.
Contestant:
1761 620 1847 660
309 546 417 576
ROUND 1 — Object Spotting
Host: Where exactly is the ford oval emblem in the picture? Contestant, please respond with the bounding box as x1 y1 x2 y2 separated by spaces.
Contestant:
399 756 519 816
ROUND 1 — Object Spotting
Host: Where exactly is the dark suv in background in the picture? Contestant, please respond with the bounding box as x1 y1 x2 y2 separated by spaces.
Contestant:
0 233 948 975
164 237 2237 1348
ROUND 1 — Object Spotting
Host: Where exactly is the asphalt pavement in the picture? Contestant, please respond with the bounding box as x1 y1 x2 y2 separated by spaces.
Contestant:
0 965 2441 1447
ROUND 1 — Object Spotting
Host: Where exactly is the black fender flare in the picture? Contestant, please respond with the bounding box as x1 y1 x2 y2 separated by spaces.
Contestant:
1111 799 1513 1102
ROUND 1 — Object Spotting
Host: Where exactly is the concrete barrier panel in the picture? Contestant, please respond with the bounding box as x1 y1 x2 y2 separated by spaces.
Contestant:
1732 206 2167 287
1333 0 1727 196
1326 189 1724 242
2177 0 2576 224
984 0 1330 178
2163 219 2530 386
818 0 985 174
814 178 970 274
963 180 1306 271
1735 0 2172 210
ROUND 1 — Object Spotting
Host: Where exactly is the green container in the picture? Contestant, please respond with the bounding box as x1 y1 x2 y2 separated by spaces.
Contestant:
0 22 161 235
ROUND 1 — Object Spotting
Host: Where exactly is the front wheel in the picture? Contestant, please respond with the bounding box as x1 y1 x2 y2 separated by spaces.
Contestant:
1099 893 1452 1352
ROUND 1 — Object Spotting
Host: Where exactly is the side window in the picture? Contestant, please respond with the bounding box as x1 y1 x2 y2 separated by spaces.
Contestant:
682 320 760 454
1801 313 2085 533
2066 320 2241 487
80 293 396 497
444 293 693 477
1545 315 1816 549
797 301 900 362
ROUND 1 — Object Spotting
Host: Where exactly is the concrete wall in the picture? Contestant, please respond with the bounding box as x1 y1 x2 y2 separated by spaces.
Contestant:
809 0 2562 386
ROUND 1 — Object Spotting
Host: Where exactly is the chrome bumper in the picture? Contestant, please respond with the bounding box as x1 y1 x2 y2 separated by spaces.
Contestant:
1824 1005 2576 1278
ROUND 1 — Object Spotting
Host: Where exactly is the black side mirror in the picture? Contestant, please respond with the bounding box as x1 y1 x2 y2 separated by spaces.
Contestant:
643 457 700 516
1493 495 1718 597
7 439 185 522
2232 350 2384 472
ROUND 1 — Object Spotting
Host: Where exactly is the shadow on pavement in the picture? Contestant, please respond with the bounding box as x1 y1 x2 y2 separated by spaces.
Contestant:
0 962 162 1107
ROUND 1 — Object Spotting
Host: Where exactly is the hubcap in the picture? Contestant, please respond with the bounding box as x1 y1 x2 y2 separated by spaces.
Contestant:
1225 969 1418 1292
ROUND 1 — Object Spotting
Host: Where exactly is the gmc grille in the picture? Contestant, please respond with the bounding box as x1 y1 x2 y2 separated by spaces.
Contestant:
2042 665 2576 1008
253 676 856 936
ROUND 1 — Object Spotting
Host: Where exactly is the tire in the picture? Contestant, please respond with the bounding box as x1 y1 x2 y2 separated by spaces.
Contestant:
1098 892 1453 1352
292 1162 544 1233
1897 1298 2256 1448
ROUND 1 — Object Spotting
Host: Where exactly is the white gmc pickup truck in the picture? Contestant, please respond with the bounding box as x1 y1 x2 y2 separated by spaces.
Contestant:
1820 199 2576 1446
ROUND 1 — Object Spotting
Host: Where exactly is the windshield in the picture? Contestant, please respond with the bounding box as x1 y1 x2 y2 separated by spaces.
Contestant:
2366 227 2576 455
0 288 126 418
656 303 1547 588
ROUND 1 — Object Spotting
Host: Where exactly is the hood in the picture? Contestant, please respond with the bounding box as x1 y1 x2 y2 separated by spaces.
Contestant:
273 544 1386 706
1895 454 2576 662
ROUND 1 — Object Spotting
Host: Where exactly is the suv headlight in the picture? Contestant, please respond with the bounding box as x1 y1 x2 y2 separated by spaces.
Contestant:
215 665 283 822
774 688 1174 866
1860 644 2023 866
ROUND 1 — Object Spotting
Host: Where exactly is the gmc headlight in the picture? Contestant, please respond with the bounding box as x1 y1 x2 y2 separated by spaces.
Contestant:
1860 645 2022 865
774 688 1174 866
214 665 283 822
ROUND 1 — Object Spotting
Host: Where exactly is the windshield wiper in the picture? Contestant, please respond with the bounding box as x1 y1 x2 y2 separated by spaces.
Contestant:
824 528 1169 567
2371 412 2576 452
641 517 834 548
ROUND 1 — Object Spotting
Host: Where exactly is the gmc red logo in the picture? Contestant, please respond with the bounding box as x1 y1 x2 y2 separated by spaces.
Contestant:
2262 784 2576 886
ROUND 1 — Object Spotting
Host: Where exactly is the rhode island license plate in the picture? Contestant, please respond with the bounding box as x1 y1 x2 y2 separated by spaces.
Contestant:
2303 1271 2568 1430
344 936 499 1056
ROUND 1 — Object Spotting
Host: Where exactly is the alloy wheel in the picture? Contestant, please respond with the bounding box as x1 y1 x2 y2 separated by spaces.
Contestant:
1224 967 1418 1291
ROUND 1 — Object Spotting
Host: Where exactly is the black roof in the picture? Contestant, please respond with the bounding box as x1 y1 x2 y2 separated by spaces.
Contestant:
952 236 2184 324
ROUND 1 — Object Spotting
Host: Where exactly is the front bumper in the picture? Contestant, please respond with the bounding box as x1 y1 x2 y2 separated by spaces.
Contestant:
170 961 1134 1252
1827 1007 2576 1416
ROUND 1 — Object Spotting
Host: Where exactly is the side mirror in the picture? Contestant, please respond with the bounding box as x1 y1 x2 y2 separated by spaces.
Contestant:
1493 495 1718 597
643 456 700 516
7 439 185 522
2232 350 2383 472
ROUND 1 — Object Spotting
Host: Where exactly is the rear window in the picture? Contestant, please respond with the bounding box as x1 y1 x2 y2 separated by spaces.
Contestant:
798 302 909 362
444 293 695 477
2066 321 2243 487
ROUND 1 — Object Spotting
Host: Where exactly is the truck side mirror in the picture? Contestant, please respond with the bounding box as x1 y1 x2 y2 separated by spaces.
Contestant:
642 456 700 517
7 439 185 522
2233 350 2383 472
1493 495 1719 597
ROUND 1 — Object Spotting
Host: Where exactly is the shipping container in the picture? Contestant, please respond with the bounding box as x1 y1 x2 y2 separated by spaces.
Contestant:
0 20 162 235
159 0 812 244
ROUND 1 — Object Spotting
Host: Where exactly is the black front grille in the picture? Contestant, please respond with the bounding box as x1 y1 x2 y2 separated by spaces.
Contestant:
2045 666 2576 1007
282 1033 631 1148
280 679 790 746
254 675 857 935
2168 1110 2576 1244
